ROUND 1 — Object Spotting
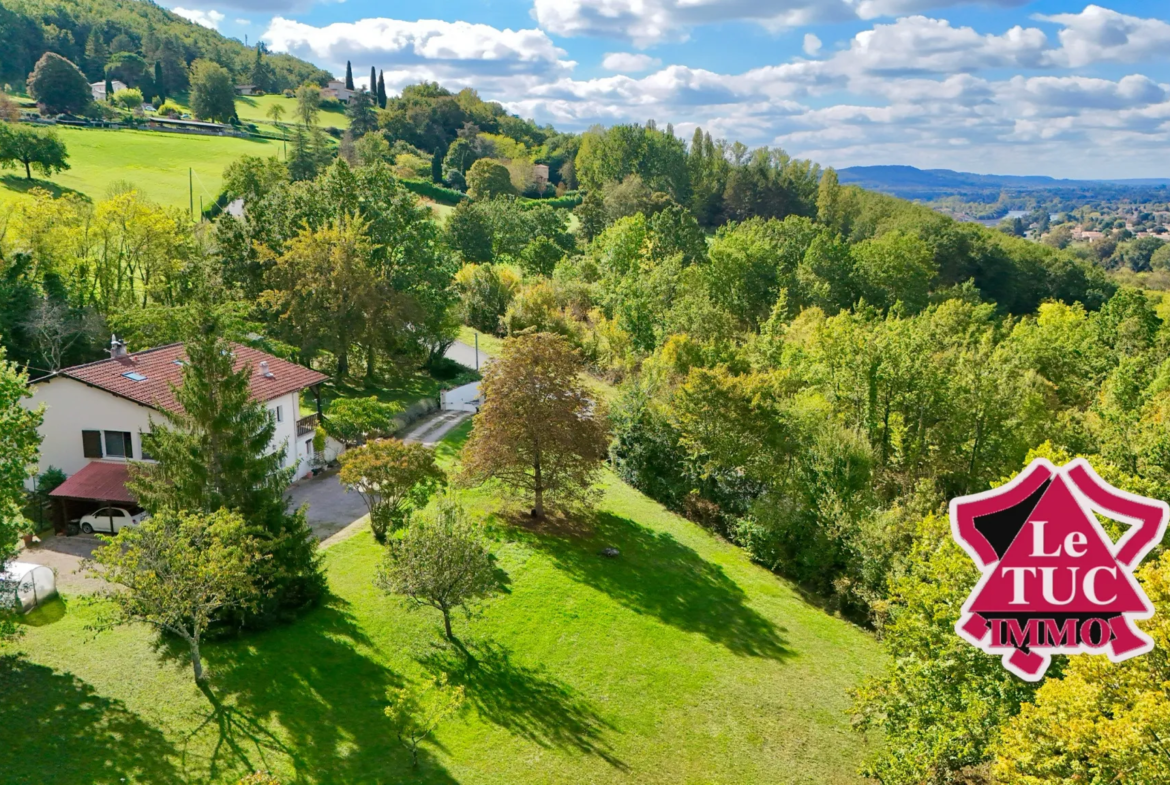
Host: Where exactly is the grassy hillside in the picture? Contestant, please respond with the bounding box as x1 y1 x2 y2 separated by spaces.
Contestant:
234 94 350 132
1 424 883 784
0 127 281 211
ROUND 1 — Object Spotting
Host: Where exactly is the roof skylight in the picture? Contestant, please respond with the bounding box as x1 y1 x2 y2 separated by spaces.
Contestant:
122 371 147 382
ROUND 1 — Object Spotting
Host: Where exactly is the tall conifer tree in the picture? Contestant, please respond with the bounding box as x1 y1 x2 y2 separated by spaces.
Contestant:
344 60 354 91
129 313 323 626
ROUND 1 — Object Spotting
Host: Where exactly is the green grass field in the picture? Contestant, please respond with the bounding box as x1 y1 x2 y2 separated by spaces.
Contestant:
0 127 282 211
1 425 883 784
233 93 350 133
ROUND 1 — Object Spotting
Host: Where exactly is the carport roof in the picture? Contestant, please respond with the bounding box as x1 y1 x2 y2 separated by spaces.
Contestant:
49 462 135 504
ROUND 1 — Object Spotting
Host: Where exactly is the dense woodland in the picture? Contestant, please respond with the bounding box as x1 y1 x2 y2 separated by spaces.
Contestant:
0 0 328 93
2 8 1170 776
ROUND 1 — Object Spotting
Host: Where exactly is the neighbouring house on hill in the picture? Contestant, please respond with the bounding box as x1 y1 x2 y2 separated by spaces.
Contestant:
23 337 332 530
235 84 262 95
90 80 127 101
321 79 353 103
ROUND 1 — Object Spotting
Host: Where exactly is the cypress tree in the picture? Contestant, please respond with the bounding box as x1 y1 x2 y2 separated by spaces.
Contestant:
344 60 354 91
153 61 165 101
104 74 113 102
369 66 376 94
377 71 387 109
129 314 324 627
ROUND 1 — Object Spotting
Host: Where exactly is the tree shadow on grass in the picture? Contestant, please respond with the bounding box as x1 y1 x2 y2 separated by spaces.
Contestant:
0 174 89 200
197 596 462 784
419 638 627 770
517 510 792 660
0 654 182 785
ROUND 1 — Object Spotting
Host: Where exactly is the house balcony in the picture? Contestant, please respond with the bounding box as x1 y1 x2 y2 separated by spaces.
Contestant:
297 413 318 437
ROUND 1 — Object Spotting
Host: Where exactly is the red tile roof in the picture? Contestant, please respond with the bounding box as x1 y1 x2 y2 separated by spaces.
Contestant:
49 462 136 504
46 343 328 415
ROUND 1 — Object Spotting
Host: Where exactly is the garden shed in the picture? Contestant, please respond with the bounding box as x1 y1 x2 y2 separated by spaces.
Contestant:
2 562 58 613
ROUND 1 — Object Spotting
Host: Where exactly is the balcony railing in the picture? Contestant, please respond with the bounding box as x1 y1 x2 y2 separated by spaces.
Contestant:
297 413 318 437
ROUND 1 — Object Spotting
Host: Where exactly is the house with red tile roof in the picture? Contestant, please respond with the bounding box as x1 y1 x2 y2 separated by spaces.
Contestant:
24 337 329 524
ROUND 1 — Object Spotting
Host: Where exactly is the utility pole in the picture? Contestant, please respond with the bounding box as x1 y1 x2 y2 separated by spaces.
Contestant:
474 332 479 371
189 167 193 219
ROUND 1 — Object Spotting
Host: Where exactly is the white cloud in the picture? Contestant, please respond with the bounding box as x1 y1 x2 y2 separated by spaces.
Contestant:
602 52 662 72
172 7 225 30
803 34 822 55
1038 5 1170 68
830 16 1051 75
853 0 1028 20
532 0 1036 45
235 18 250 26
533 0 856 46
262 17 574 82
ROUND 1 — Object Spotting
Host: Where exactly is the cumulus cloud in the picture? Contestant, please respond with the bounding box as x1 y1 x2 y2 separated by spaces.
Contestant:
803 34 823 55
830 15 1051 76
262 17 574 81
1038 5 1170 68
602 52 662 72
172 7 225 29
532 0 1041 45
235 18 250 26
853 0 1028 20
533 0 857 46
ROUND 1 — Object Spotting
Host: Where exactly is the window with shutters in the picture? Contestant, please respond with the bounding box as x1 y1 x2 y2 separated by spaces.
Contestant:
82 430 103 458
104 431 133 459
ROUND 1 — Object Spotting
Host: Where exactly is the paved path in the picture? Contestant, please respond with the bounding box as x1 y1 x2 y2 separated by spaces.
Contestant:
402 409 471 446
445 339 492 370
286 468 369 542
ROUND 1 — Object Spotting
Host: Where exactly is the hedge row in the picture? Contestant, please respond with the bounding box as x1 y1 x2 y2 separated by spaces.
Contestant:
401 179 470 205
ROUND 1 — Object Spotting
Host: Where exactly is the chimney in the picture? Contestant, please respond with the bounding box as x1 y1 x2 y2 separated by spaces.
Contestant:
259 360 274 379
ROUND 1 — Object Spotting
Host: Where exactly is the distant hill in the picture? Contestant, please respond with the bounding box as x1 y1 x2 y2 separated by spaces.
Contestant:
837 164 1170 202
0 0 329 91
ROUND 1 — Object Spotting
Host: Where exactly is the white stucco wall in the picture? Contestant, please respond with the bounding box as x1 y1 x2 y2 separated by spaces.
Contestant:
24 376 156 486
25 378 320 487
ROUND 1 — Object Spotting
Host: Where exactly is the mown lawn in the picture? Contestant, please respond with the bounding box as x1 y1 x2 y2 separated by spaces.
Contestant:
0 127 281 211
0 426 883 784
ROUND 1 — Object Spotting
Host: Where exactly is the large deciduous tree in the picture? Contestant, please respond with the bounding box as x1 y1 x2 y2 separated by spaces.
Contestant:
86 509 260 684
0 124 69 181
460 332 609 517
26 52 91 115
338 438 445 542
129 315 324 626
376 497 495 640
466 159 516 201
260 214 381 379
188 59 236 123
0 347 43 640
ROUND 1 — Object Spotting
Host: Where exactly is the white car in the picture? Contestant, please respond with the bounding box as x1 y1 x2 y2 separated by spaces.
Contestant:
75 507 149 534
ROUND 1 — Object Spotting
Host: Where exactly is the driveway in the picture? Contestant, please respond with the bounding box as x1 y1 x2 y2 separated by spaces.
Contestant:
16 532 107 595
286 468 369 542
445 339 492 370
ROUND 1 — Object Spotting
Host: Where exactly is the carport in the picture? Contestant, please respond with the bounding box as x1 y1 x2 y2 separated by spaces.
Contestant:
48 462 139 533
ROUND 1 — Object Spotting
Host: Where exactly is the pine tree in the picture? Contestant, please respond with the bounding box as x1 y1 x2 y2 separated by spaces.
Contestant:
129 313 324 626
377 71 387 109
345 60 354 91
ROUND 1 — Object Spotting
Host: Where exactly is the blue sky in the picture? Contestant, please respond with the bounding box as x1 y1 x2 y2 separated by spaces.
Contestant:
165 1 1170 178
